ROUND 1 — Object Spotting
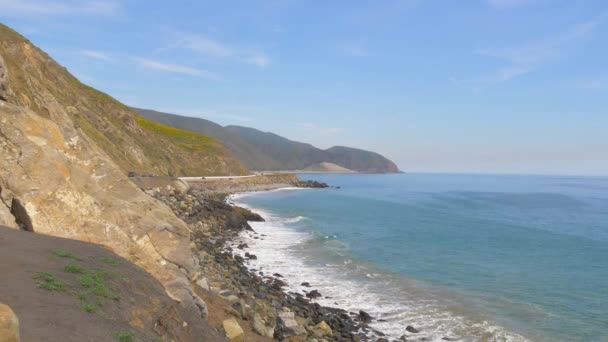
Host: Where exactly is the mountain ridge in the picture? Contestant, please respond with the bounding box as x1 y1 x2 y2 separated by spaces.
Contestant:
134 107 401 173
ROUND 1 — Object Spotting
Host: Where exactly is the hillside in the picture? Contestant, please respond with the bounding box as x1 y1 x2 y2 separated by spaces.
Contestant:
0 227 224 342
302 162 355 173
134 108 400 173
0 24 247 177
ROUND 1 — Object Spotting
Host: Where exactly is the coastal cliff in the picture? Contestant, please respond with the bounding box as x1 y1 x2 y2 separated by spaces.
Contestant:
0 22 378 341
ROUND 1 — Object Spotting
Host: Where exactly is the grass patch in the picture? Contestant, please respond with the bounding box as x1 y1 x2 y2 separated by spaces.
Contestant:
50 249 81 260
79 269 121 301
134 116 217 152
101 256 121 267
33 272 65 291
82 301 98 313
113 330 135 342
64 263 86 274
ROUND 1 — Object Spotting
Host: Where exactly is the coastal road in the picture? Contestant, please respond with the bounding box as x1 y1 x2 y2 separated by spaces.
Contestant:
178 175 260 182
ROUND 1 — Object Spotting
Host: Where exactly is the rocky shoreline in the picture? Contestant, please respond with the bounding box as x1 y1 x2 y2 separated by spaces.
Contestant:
140 176 400 342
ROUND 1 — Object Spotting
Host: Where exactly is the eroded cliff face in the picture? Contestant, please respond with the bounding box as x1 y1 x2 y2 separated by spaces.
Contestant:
0 25 207 319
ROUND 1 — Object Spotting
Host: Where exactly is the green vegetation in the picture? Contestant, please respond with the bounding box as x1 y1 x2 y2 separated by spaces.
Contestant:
35 250 125 313
79 269 121 301
113 330 136 342
64 263 86 274
50 249 81 260
33 272 65 291
135 116 216 152
82 301 98 313
101 256 121 267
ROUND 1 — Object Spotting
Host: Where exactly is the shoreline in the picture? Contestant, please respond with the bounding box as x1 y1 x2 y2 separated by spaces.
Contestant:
226 185 533 342
140 174 382 341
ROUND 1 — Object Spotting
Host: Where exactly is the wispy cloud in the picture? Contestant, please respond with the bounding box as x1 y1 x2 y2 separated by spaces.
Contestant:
475 17 603 82
487 0 534 9
132 58 220 79
296 122 343 135
177 35 232 58
173 34 271 68
81 50 112 61
339 41 373 57
0 0 120 16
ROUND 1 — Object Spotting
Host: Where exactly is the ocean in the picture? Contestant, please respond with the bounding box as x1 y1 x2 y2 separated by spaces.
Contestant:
229 173 608 341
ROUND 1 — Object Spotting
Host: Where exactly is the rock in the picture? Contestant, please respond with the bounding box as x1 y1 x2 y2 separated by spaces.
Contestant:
0 201 17 229
284 337 306 342
196 277 210 291
0 54 9 101
376 339 389 342
252 313 274 338
313 320 333 337
306 289 322 299
222 318 244 342
0 303 19 342
165 279 208 319
442 337 457 341
400 335 408 341
358 310 372 323
237 243 248 250
406 325 419 333
301 282 311 287
274 311 306 340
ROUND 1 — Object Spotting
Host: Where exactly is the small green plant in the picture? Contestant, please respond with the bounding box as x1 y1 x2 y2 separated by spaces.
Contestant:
101 256 120 267
113 330 135 342
79 269 120 300
64 263 85 274
33 272 65 291
82 302 97 313
50 249 81 260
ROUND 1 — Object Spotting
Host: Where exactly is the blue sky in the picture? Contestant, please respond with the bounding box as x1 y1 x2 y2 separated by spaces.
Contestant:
1 0 607 175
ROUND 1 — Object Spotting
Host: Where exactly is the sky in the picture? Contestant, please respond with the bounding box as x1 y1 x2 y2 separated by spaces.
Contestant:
1 0 607 175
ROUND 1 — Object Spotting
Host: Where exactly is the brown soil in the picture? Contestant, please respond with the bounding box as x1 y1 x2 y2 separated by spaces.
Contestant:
0 226 226 342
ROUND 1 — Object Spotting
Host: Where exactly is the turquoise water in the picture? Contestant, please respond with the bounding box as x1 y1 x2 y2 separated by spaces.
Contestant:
232 173 608 341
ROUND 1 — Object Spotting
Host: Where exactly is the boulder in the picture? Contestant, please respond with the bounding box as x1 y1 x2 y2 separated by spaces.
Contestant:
222 318 244 342
0 303 19 342
406 325 419 333
165 279 208 319
274 311 306 340
306 289 322 299
313 320 333 337
252 313 274 338
0 204 17 229
196 277 210 291
358 310 372 323
0 54 9 101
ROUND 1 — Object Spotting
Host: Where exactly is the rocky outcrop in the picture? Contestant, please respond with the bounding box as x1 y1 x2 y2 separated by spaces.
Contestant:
0 54 9 101
0 23 224 325
0 303 19 342
0 75 205 321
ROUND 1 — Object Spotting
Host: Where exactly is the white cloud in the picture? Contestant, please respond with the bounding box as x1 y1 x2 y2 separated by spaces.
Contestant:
174 34 271 68
0 0 120 16
133 58 220 80
177 35 233 58
475 17 602 82
487 0 534 9
81 50 112 61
